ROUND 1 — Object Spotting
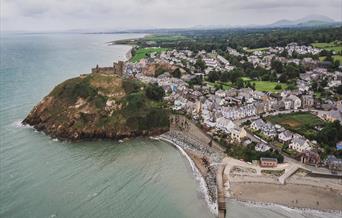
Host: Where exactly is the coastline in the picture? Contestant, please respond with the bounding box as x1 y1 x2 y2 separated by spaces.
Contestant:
225 162 342 213
155 135 219 217
227 199 342 218
229 181 342 212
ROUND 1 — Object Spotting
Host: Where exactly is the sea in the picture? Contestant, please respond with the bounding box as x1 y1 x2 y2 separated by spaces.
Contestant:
0 33 340 218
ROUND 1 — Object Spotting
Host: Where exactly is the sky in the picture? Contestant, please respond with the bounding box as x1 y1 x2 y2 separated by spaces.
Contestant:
1 0 342 32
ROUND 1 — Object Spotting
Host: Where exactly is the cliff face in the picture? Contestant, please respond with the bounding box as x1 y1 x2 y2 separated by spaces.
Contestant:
23 73 170 140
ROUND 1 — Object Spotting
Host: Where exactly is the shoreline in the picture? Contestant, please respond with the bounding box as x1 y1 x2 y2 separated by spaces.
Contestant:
229 198 342 217
155 135 219 217
229 180 342 212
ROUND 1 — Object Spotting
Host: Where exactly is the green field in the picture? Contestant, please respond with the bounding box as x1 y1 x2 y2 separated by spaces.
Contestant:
241 77 287 92
245 47 268 53
266 112 325 139
131 47 168 63
319 55 342 62
144 35 189 42
206 81 232 90
312 41 342 53
253 81 287 92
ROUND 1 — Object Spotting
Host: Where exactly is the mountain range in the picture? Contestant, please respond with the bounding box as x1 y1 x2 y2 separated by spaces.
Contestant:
268 15 339 27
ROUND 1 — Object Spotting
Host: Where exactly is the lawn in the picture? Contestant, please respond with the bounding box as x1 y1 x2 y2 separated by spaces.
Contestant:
312 41 342 53
131 47 168 63
319 55 342 62
241 77 287 92
206 81 232 90
266 112 325 139
245 47 269 53
253 81 287 93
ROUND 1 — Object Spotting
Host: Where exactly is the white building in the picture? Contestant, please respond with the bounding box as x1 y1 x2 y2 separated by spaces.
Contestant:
289 138 311 152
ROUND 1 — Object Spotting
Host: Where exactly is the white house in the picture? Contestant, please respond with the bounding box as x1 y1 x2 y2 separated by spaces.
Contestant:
251 119 265 131
230 127 247 142
216 117 235 133
255 143 271 152
287 95 301 110
289 138 311 152
278 130 293 143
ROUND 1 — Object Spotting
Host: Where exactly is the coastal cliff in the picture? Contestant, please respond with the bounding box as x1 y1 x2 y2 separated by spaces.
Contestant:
23 73 170 140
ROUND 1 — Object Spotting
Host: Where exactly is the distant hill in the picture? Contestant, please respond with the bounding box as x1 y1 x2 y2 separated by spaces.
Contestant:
269 15 338 27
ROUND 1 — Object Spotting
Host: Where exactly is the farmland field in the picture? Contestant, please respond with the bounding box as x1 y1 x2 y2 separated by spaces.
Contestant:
144 35 189 42
131 47 168 63
312 41 342 53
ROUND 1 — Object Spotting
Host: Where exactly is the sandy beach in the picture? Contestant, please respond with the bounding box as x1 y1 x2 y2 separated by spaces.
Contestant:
230 182 342 211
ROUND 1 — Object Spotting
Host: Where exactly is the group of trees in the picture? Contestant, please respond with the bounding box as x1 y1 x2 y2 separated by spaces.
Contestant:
136 27 342 52
271 60 305 82
145 83 165 101
224 142 284 163
323 55 341 71
316 121 342 158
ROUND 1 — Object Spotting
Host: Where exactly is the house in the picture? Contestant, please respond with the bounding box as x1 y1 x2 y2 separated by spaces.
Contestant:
287 95 301 110
255 143 271 152
278 130 293 144
300 151 320 166
260 157 278 168
301 95 314 109
250 119 265 131
326 155 342 171
261 123 277 138
322 110 342 123
216 117 235 133
283 100 292 110
289 138 311 152
230 127 247 142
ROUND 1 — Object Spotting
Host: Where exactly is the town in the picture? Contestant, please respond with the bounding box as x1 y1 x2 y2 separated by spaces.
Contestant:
95 39 342 173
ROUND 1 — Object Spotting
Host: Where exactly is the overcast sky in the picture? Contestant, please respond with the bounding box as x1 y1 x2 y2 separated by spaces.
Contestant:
1 0 341 32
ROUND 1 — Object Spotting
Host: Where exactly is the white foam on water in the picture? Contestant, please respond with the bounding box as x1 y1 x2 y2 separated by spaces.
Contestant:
157 136 218 217
239 200 342 218
12 120 32 129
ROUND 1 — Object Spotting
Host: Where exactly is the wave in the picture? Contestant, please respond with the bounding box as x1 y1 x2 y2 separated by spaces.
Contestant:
155 136 218 217
237 200 342 218
11 120 33 129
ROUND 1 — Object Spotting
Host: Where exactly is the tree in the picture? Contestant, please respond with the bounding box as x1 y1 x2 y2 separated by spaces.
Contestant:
336 85 342 95
195 58 206 71
287 83 296 91
229 68 243 83
274 84 282 90
171 68 182 78
235 78 244 89
207 71 221 83
271 60 284 74
145 83 165 101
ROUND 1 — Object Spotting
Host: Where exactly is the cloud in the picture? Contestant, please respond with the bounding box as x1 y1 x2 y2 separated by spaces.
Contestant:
1 0 341 31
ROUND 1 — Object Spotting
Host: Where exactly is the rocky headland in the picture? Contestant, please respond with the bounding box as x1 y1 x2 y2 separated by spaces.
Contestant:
23 72 170 140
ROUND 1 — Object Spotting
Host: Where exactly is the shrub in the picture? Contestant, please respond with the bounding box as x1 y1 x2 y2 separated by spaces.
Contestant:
145 83 165 101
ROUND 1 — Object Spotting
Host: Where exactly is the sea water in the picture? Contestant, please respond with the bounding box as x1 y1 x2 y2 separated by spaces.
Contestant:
0 33 212 218
0 33 340 218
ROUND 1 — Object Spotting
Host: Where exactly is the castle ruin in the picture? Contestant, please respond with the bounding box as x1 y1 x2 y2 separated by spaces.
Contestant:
91 61 124 76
